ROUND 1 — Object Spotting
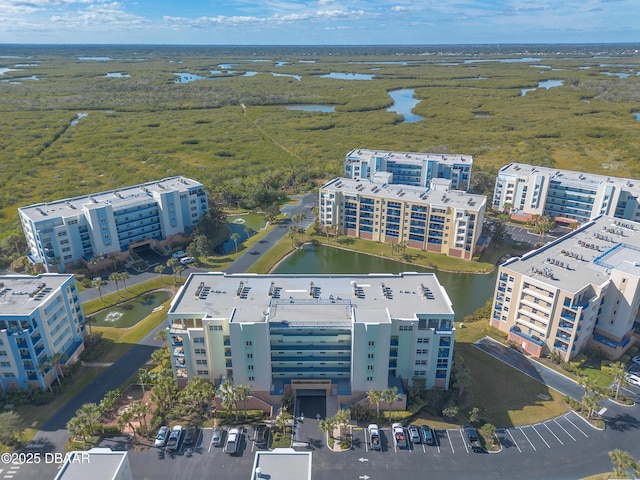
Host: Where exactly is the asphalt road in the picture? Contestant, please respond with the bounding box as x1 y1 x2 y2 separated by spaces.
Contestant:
225 191 316 273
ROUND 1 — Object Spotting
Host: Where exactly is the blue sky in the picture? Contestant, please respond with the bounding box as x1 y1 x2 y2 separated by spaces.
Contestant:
0 0 637 45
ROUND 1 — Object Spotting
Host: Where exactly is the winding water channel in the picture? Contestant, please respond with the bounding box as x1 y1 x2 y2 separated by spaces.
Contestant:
273 243 497 321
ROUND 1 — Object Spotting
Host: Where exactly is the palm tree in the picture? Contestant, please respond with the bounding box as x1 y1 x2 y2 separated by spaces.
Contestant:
288 225 298 248
76 402 101 438
49 352 67 384
118 409 137 441
154 329 167 346
218 379 240 421
85 316 97 343
154 264 165 284
37 360 52 391
453 365 471 400
108 272 121 296
174 264 185 282
609 449 635 478
236 384 253 419
66 416 86 442
92 277 106 301
604 362 628 400
231 233 240 253
319 417 337 440
167 258 179 281
334 408 350 439
382 387 401 421
130 401 150 436
138 369 155 396
583 392 601 419
276 409 293 438
120 271 130 292
578 375 597 396
367 390 384 419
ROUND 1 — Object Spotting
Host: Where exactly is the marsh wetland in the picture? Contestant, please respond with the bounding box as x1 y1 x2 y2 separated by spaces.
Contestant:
0 44 639 240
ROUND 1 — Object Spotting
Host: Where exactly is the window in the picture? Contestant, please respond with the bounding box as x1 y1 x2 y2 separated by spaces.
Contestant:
415 359 427 365
368 341 375 347
246 341 253 346
367 353 374 359
0 351 7 357
193 337 205 343
196 359 207 365
248 365 254 370
413 370 426 377
208 325 222 331
399 325 413 331
247 353 253 359
416 349 428 355
0 361 10 367
248 376 255 382
194 348 206 354
367 376 374 382
417 338 429 344
367 365 374 371
197 370 209 375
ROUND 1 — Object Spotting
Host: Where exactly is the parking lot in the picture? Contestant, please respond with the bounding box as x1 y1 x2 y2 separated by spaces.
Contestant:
356 412 590 458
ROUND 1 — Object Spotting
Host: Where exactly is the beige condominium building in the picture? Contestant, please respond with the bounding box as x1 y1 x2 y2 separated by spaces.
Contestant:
491 215 640 361
319 176 486 260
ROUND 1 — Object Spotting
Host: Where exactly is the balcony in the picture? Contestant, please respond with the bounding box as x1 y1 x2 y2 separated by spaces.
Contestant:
173 347 185 357
509 326 545 347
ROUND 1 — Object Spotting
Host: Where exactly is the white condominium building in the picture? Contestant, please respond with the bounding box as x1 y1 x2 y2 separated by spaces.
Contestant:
19 176 208 273
491 215 640 362
320 177 485 260
0 274 86 392
167 272 455 403
493 163 640 225
345 149 473 191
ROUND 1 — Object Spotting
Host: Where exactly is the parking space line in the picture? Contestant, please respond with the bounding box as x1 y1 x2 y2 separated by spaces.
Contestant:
518 426 536 451
446 430 455 453
459 429 469 454
422 442 426 453
531 424 550 448
434 431 441 453
565 413 589 437
553 419 576 441
543 423 563 445
506 429 522 453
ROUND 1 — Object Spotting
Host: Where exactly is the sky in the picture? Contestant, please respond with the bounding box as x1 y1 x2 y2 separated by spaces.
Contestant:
0 0 638 45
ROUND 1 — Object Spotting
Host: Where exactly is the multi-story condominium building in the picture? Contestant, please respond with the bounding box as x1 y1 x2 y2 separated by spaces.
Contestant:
344 148 473 191
19 176 208 273
492 163 640 225
167 272 455 404
490 215 640 362
0 274 86 392
319 177 486 260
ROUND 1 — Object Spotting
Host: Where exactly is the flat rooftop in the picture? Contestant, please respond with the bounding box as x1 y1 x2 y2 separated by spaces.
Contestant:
55 449 128 480
250 449 312 480
499 163 640 193
169 272 454 324
502 215 640 293
321 177 485 212
0 274 72 315
347 148 473 165
19 176 202 221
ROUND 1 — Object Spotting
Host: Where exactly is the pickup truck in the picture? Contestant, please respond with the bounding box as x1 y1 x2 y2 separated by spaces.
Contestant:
224 428 240 455
367 424 381 450
392 423 407 449
464 424 482 453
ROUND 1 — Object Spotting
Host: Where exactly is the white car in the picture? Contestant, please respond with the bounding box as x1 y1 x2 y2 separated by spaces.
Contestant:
171 250 186 259
631 356 640 367
166 425 183 450
180 256 195 265
625 374 640 387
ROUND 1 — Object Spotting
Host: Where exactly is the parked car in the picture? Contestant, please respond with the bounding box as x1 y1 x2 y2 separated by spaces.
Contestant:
625 373 640 387
183 425 197 446
171 250 186 259
631 356 640 367
420 425 435 445
180 256 195 265
392 423 407 449
166 425 183 450
154 426 169 448
212 427 224 447
464 424 482 453
367 424 381 450
408 424 421 444
225 428 240 455
255 424 270 448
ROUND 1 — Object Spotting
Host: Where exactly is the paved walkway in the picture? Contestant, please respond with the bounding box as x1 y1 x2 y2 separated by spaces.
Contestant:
474 336 585 401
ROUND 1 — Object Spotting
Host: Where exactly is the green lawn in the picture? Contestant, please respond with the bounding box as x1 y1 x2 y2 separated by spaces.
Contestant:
453 319 569 427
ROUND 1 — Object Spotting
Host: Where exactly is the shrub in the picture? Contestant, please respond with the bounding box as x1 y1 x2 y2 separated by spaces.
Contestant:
340 439 351 450
621 354 631 365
